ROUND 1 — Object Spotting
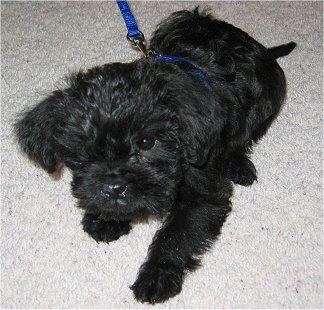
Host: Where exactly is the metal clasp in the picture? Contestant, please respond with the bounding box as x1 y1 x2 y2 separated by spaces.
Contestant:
126 31 154 57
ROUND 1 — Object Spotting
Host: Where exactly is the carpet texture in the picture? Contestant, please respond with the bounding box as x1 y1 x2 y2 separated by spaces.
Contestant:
1 1 323 308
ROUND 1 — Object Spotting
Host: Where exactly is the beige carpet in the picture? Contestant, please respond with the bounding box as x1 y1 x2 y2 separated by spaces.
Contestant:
1 1 323 308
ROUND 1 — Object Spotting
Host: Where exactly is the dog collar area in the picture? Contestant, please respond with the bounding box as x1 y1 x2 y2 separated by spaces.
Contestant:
150 52 212 91
116 0 211 90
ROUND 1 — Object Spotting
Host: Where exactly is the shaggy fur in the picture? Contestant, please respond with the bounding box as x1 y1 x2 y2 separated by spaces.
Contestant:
14 8 295 304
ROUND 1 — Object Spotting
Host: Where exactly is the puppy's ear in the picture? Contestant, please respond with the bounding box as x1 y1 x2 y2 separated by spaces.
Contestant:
181 116 219 167
178 93 224 168
14 90 68 174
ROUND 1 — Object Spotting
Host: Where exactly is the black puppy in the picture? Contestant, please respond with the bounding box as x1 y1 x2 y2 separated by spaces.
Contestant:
14 8 295 304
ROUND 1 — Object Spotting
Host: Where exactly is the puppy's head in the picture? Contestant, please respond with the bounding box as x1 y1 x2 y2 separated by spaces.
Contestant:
61 61 186 219
16 59 221 218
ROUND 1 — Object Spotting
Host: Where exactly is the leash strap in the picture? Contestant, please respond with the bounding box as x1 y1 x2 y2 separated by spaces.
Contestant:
116 0 152 56
116 0 141 38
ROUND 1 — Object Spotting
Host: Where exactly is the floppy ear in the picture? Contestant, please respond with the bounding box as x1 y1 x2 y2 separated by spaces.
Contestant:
180 112 220 167
177 91 225 168
14 66 111 174
14 90 69 174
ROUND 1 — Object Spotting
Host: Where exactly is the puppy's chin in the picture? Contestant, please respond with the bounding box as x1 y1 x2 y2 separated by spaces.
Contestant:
99 197 128 209
76 190 175 220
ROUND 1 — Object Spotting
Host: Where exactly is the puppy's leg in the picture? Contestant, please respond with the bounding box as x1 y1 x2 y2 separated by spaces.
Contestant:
82 213 132 243
227 151 257 186
132 181 232 304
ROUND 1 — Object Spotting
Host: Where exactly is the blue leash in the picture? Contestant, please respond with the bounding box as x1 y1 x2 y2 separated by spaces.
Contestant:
116 0 141 38
116 0 212 90
116 0 152 56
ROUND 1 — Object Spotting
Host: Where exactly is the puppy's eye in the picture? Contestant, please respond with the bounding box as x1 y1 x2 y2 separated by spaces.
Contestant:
136 137 156 151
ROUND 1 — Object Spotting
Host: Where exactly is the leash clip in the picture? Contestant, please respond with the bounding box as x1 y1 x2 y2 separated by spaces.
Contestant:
127 31 153 57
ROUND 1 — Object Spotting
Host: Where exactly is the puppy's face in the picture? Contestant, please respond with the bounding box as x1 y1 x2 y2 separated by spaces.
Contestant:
58 62 184 219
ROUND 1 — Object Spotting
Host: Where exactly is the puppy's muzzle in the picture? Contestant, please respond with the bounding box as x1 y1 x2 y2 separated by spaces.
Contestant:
100 179 127 200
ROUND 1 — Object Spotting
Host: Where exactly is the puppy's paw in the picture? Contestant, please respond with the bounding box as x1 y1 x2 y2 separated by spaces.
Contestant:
131 262 183 304
228 155 257 186
82 214 131 243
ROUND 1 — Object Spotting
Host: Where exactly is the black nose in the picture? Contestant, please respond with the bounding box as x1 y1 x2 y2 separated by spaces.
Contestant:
101 182 127 199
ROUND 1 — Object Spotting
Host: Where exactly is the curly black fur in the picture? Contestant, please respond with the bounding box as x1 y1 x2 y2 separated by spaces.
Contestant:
14 8 295 304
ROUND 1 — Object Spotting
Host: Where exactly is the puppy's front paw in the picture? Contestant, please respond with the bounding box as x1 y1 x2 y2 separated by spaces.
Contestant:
131 262 183 304
82 214 131 243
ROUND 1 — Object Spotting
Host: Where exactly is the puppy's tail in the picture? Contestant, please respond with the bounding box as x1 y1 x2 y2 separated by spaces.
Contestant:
268 42 297 59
